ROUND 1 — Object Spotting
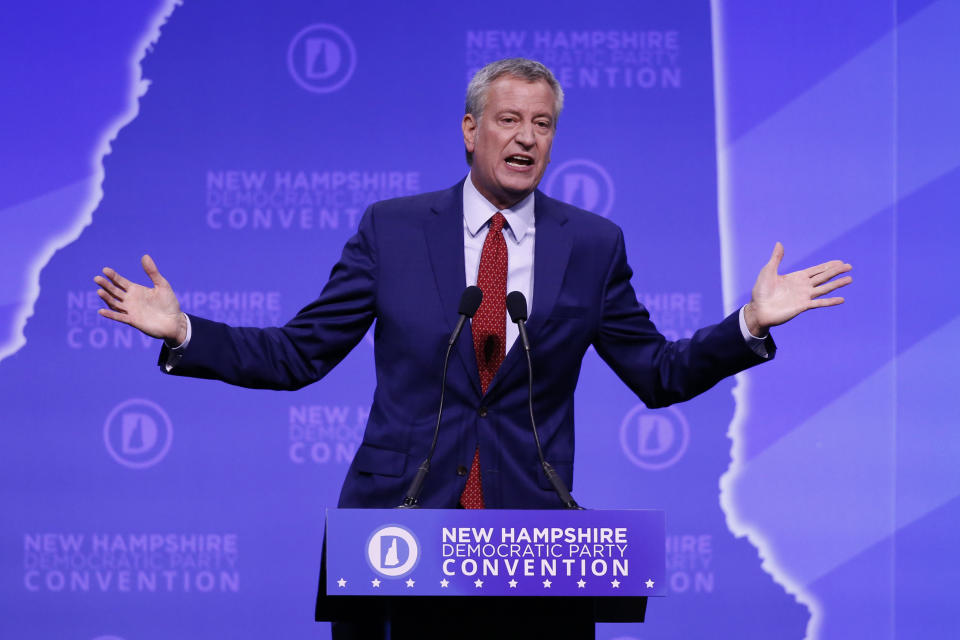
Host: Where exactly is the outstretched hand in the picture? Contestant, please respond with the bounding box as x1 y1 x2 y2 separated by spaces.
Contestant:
94 255 187 345
744 242 852 336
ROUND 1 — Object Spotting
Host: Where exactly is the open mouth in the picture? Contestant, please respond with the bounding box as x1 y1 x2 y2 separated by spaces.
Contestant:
505 155 534 167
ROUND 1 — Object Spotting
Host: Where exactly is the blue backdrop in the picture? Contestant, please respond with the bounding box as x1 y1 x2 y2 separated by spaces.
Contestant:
1 1 956 638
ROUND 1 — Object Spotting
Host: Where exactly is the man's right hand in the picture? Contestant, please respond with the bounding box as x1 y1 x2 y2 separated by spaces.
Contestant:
94 254 187 346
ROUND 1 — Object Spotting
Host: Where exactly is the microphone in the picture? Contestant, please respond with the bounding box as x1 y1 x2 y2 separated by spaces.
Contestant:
505 291 530 351
451 286 484 345
398 286 483 508
507 291 583 510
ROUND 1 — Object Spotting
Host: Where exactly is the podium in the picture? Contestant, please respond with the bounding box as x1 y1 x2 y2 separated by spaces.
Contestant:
317 509 663 638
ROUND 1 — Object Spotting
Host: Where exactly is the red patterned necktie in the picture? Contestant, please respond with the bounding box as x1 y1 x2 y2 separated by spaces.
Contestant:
460 212 507 509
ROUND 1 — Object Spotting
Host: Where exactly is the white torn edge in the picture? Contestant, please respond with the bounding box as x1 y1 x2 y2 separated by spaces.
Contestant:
0 0 183 364
709 2 821 638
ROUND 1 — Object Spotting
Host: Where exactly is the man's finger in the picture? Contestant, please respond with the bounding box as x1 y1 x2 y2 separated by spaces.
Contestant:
809 262 852 285
101 267 131 292
809 296 845 308
94 276 124 301
141 254 167 288
96 289 125 311
802 260 843 279
98 307 130 324
813 275 853 297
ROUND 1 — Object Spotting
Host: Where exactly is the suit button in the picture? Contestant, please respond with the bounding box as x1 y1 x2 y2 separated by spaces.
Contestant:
457 465 468 476
478 406 488 417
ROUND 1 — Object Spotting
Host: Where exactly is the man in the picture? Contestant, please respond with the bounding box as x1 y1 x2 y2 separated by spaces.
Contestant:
94 58 851 637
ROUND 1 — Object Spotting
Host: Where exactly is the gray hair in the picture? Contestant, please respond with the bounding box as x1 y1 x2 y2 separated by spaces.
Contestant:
464 58 564 165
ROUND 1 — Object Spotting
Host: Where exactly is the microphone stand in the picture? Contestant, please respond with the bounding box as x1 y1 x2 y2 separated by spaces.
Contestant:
397 286 482 508
508 291 583 510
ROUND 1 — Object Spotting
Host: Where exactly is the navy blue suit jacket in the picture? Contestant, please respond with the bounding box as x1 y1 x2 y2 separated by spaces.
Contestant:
163 180 773 509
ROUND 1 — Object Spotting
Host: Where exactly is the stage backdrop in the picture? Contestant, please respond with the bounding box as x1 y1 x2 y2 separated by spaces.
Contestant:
1 1 956 639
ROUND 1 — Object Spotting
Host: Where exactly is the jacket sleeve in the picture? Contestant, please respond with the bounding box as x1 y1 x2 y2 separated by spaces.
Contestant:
157 205 379 390
593 228 775 408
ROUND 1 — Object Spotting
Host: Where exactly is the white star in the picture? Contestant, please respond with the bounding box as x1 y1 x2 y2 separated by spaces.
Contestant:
611 579 620 589
508 579 518 588
336 578 346 588
542 579 552 588
474 578 484 588
406 578 415 588
440 578 450 588
371 578 381 588
645 578 655 589
576 579 586 588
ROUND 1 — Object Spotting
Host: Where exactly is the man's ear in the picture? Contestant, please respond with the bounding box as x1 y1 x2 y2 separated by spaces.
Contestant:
462 114 477 153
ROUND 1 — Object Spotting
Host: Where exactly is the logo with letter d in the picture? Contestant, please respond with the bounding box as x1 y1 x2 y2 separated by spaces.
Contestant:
619 405 689 470
544 159 615 218
367 525 419 578
103 399 172 469
287 24 357 94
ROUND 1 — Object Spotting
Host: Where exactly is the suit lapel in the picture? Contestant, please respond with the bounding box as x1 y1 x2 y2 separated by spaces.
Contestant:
526 191 572 339
423 180 482 396
486 191 571 397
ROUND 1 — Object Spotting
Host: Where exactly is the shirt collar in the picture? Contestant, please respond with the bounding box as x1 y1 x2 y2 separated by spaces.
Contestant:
463 172 535 243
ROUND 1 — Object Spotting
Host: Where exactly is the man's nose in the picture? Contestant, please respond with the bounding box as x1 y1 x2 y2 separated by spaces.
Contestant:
515 121 535 147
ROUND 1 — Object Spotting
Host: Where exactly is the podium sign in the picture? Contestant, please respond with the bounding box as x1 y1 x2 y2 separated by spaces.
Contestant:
326 509 665 597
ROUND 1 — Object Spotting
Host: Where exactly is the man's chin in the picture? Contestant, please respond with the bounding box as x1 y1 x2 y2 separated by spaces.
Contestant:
498 176 540 199
494 185 535 208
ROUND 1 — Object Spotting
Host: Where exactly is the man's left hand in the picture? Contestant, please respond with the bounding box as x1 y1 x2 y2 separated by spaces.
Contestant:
744 242 852 336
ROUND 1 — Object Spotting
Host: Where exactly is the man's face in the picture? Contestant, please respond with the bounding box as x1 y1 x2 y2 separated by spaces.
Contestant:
462 75 556 210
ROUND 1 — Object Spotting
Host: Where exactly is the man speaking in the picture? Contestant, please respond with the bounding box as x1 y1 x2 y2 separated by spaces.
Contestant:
94 58 851 637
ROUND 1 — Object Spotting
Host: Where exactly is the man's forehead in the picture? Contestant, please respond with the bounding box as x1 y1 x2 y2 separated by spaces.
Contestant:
486 76 556 116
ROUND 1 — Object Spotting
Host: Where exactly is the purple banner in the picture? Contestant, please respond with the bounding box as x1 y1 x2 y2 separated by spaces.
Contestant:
326 509 665 597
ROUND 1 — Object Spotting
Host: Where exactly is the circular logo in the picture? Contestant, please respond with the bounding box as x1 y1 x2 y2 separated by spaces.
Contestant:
287 24 356 94
619 405 689 470
544 159 615 218
103 399 173 469
366 524 420 578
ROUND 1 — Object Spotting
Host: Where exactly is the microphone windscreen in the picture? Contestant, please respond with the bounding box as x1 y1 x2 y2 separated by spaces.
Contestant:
506 291 528 322
459 286 483 317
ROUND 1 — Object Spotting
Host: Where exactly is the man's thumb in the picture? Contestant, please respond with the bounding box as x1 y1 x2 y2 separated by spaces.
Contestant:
766 242 784 271
141 254 166 287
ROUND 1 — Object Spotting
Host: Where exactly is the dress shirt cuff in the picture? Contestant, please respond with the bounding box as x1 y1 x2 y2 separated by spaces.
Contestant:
739 305 770 359
162 313 192 372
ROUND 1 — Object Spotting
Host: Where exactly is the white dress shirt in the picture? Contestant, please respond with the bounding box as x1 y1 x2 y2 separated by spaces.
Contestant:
462 172 535 353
